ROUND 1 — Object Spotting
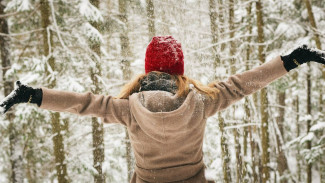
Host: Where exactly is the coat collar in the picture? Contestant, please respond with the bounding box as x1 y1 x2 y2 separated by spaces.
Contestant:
139 72 178 94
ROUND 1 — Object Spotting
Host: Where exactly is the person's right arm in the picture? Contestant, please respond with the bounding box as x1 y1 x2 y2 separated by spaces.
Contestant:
204 45 325 117
204 56 287 117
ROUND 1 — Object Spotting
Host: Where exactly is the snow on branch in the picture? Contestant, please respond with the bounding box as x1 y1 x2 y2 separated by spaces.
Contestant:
310 122 325 132
5 0 33 12
79 0 103 23
82 22 103 43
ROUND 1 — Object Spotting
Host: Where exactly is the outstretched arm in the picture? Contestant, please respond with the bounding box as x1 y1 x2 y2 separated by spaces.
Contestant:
204 45 325 117
0 83 130 126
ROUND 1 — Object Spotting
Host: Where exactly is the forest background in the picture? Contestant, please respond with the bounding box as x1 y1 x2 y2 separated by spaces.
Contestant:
0 0 324 183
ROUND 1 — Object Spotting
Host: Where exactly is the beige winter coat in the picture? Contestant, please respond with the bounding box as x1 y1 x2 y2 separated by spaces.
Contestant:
40 56 288 183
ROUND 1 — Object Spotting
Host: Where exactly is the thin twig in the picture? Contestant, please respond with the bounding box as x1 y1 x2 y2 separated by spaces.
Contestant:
0 28 44 37
0 11 21 18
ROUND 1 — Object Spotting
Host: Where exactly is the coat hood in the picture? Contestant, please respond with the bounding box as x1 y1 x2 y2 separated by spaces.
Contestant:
129 90 202 142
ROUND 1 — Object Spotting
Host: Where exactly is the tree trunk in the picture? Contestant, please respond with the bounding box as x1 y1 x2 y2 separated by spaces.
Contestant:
218 113 232 183
304 0 324 113
306 63 312 183
292 72 301 182
209 0 222 81
227 1 242 182
276 91 289 182
210 1 231 182
250 128 259 183
0 1 23 182
255 1 270 182
243 3 252 182
40 1 68 182
303 0 321 49
146 0 155 41
303 2 323 182
118 0 133 181
88 0 105 182
209 0 218 60
218 0 225 51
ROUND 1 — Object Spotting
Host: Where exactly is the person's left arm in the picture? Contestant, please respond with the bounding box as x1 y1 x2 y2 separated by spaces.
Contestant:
0 83 131 126
40 88 130 125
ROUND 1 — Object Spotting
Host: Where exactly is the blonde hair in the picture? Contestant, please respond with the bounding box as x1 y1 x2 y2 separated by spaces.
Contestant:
116 71 219 99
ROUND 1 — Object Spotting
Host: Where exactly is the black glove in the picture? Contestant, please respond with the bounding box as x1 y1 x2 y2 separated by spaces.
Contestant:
0 81 42 114
281 45 325 71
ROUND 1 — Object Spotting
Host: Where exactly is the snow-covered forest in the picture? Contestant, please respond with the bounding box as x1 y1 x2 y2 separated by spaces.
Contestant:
0 0 324 182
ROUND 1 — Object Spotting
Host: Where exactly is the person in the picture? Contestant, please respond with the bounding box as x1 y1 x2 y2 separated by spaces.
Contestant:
1 36 325 183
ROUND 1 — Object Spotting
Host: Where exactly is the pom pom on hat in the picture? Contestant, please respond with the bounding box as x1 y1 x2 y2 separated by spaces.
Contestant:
145 36 184 75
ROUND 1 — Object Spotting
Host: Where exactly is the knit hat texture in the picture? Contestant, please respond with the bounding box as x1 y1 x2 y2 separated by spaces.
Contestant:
145 36 184 75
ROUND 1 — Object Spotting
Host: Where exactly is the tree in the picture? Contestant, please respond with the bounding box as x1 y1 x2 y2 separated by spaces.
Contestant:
227 1 243 182
218 113 232 183
146 0 155 40
303 2 323 182
40 0 68 182
209 0 218 65
255 0 270 182
275 90 289 182
243 3 253 182
88 0 105 182
0 1 23 182
118 0 133 181
209 0 231 182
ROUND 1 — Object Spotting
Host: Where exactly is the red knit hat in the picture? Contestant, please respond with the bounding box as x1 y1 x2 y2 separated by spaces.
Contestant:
145 36 184 75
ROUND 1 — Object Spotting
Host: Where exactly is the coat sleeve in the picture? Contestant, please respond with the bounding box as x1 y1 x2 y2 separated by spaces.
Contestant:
204 56 288 117
39 88 131 126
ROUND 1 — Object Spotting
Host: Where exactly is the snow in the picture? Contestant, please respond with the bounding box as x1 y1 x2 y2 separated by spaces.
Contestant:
0 106 5 115
0 89 18 114
274 22 305 39
234 107 245 119
79 0 103 23
310 122 325 131
5 0 32 12
82 22 104 43
299 114 312 122
0 0 324 182
4 63 21 80
300 132 314 144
